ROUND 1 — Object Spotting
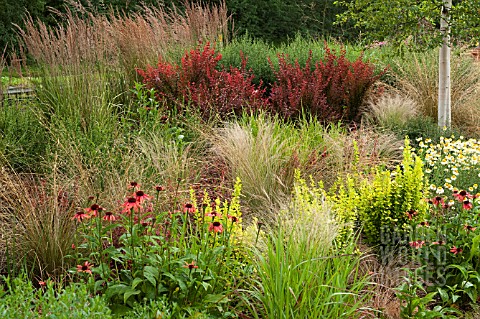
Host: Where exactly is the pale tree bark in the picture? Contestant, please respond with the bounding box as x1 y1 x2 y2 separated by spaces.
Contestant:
438 0 451 128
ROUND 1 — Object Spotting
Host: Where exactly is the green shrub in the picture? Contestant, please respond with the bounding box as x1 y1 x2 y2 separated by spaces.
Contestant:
0 275 111 318
219 35 379 91
358 138 427 247
379 114 461 148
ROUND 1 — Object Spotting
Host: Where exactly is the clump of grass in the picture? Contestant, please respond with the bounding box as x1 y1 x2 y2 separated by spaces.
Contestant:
391 49 480 134
0 169 78 279
209 115 294 220
243 174 371 318
363 92 418 129
208 114 403 220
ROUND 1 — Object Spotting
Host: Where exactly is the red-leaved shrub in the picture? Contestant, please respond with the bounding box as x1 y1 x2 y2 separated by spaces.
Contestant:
137 43 267 120
138 43 383 123
269 45 384 123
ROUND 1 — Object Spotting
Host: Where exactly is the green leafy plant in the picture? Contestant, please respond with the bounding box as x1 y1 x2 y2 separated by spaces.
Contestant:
396 268 460 319
358 137 427 247
409 190 480 307
69 178 251 317
0 274 111 318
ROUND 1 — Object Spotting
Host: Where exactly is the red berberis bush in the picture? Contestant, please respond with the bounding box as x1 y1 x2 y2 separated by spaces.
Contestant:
269 44 384 123
137 43 267 120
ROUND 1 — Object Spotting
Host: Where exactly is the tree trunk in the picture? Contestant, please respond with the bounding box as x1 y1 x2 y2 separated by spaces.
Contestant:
438 0 451 128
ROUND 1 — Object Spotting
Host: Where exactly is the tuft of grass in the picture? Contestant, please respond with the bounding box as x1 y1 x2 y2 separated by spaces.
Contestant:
363 92 418 129
0 169 78 279
208 114 403 220
209 115 294 221
243 175 371 318
391 49 480 134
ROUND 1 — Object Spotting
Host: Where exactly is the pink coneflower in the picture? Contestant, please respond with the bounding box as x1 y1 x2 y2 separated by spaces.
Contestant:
228 215 239 223
85 204 102 217
463 199 473 210
464 224 477 232
72 211 89 221
206 211 222 219
134 190 152 203
183 261 199 269
155 185 165 192
128 181 140 189
209 221 223 233
405 210 418 220
122 197 142 213
409 240 425 249
419 221 430 227
450 246 463 255
183 203 196 214
77 261 93 274
432 240 445 245
454 190 472 202
103 211 117 222
431 196 445 206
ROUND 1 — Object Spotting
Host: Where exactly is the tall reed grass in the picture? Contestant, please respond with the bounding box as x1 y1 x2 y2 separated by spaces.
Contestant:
19 1 230 86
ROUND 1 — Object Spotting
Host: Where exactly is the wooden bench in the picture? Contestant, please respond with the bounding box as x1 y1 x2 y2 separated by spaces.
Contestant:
0 86 35 103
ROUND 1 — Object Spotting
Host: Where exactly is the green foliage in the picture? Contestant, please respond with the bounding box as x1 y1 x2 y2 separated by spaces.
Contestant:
327 175 359 244
219 35 378 89
0 99 49 172
396 268 460 319
0 0 45 52
409 191 480 307
336 0 480 49
70 179 250 317
358 138 426 246
226 0 356 43
380 115 461 148
0 275 111 318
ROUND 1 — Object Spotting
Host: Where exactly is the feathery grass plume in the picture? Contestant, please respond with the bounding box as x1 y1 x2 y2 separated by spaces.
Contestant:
323 126 404 181
391 49 480 134
108 0 230 82
363 92 418 129
209 115 294 221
